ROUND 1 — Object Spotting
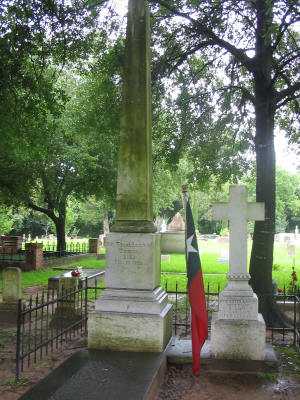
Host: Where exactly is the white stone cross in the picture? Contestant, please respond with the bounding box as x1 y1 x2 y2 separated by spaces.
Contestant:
212 185 265 275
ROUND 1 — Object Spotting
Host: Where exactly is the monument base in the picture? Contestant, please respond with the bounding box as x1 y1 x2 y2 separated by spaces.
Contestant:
211 313 266 360
211 274 266 360
88 231 173 352
88 303 172 352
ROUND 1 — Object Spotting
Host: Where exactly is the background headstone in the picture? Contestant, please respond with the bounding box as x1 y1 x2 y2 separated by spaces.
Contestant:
167 213 185 232
2 267 22 303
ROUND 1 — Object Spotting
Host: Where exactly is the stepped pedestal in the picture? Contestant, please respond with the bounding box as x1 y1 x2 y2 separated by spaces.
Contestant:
211 273 266 360
88 233 172 352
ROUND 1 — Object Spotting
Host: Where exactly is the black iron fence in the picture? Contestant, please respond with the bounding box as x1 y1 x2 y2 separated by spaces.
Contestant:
15 279 300 380
15 275 101 380
167 283 300 350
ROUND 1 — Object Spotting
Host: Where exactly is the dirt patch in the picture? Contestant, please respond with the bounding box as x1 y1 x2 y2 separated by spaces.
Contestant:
157 347 300 400
0 324 86 400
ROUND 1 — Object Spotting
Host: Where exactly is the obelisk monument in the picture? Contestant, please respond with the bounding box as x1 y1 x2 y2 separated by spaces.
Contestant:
112 0 155 234
88 0 172 352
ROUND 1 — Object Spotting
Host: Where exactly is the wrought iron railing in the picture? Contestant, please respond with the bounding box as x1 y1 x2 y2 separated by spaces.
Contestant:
15 275 101 380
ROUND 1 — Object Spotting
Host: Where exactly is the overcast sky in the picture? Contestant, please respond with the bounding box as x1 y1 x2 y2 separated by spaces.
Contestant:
111 1 298 173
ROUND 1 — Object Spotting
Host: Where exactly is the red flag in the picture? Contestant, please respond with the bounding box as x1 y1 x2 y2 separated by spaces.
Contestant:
184 190 208 376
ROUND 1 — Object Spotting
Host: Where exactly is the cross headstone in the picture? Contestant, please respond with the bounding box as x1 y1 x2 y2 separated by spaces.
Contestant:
212 185 265 276
210 185 267 361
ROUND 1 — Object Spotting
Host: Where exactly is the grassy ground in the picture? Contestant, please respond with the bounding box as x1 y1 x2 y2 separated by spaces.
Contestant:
0 239 298 294
0 257 105 291
161 239 300 292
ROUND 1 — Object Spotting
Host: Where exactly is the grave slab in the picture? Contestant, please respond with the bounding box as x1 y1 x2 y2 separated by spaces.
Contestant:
18 350 166 400
48 269 104 291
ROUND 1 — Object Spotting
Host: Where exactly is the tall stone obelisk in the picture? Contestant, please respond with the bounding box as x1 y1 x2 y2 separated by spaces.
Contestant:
88 0 172 352
112 0 155 234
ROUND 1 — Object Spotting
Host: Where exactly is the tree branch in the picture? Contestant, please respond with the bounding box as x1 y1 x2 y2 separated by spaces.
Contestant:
217 85 255 104
27 201 57 221
151 0 256 73
276 82 300 104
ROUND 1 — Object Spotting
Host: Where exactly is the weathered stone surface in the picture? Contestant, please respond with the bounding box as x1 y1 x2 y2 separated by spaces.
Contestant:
218 295 258 320
211 313 266 360
167 339 278 372
88 305 172 352
160 232 185 254
89 231 172 352
112 0 155 233
18 350 167 400
88 0 172 354
2 267 22 303
95 286 168 314
105 232 160 290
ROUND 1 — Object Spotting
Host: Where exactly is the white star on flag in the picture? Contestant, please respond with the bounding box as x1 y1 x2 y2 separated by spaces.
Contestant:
186 234 198 254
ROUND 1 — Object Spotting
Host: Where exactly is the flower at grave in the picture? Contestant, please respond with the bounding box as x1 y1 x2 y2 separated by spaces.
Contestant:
71 268 81 277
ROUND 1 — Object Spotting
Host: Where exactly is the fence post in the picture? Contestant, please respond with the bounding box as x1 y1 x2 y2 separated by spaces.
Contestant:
25 243 44 270
88 238 100 254
85 277 88 333
293 295 297 346
15 299 22 381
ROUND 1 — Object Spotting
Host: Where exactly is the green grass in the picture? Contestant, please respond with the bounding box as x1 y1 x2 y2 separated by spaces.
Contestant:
0 256 105 290
0 239 298 293
160 240 300 291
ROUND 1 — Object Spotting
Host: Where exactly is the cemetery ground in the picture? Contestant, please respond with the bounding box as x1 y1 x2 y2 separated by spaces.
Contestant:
0 239 299 399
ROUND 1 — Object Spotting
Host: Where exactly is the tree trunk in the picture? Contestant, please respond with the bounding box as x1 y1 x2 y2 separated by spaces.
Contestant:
54 214 66 253
249 85 276 324
249 0 281 326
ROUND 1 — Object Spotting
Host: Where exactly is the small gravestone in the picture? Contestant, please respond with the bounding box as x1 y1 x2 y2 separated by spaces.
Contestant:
3 267 22 303
51 277 81 328
0 267 22 323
